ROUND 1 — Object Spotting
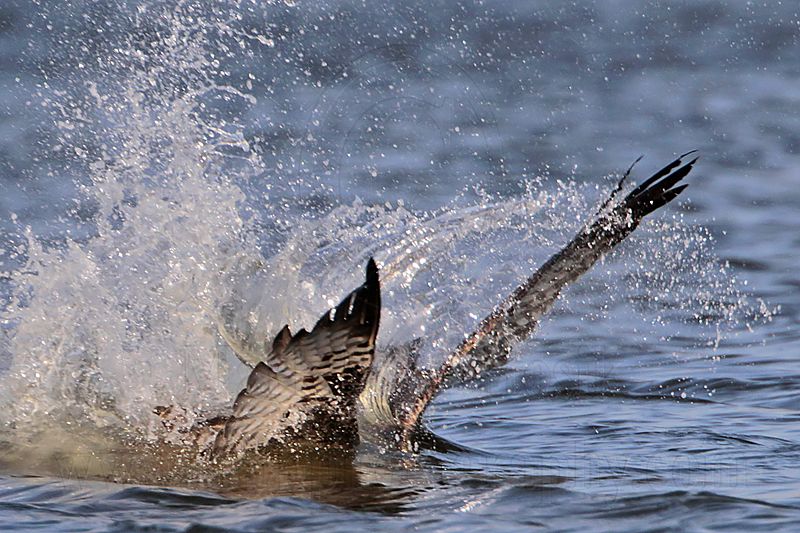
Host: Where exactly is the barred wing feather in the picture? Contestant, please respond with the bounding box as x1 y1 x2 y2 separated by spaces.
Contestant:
392 153 697 448
213 259 381 455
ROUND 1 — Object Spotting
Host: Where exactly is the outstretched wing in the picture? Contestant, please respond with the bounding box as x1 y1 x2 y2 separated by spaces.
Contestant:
212 258 381 456
392 153 697 448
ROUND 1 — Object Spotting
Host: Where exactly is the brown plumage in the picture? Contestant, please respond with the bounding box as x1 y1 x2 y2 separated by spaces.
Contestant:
163 153 695 458
210 258 380 456
389 152 696 450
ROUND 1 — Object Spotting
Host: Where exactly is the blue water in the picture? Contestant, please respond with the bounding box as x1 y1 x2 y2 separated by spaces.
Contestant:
1 0 799 531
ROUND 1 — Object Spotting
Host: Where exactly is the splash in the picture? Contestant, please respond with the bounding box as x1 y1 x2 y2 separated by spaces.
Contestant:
0 0 270 436
0 0 770 478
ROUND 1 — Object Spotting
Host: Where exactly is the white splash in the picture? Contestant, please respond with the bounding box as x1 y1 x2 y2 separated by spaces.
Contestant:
0 0 767 475
0 0 266 436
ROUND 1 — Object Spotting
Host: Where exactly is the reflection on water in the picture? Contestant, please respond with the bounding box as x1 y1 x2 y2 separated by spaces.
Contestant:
0 429 414 511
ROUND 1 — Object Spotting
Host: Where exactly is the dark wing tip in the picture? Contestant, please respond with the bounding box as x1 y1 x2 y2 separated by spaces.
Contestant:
363 257 381 341
271 325 292 352
626 151 696 219
650 183 689 211
364 257 381 316
627 150 697 199
366 257 379 288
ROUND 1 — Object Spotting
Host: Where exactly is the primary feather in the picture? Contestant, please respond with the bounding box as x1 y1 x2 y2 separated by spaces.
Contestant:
164 154 695 457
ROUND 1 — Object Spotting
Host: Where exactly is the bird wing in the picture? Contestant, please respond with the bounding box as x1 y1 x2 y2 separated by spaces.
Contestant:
212 258 381 456
392 153 697 448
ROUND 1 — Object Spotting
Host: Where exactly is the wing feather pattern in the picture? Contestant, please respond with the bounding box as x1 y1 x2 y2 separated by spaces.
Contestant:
392 153 697 449
212 259 381 456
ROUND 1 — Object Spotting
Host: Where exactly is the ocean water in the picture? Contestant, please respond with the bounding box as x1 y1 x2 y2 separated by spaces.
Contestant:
0 0 798 531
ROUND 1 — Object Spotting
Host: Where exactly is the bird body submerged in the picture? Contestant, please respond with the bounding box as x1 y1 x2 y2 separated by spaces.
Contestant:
156 153 698 460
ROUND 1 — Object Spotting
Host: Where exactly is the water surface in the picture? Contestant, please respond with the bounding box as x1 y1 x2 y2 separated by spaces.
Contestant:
1 0 798 531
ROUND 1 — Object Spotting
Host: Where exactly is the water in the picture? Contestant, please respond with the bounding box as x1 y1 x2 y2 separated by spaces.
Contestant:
0 0 798 530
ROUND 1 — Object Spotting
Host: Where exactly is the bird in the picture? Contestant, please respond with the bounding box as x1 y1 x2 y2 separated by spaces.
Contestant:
156 152 697 461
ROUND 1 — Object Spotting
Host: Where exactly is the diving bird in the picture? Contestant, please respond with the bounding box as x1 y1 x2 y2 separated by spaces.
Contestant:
157 152 697 459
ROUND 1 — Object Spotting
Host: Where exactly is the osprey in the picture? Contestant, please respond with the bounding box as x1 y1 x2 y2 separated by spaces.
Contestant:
157 153 696 460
